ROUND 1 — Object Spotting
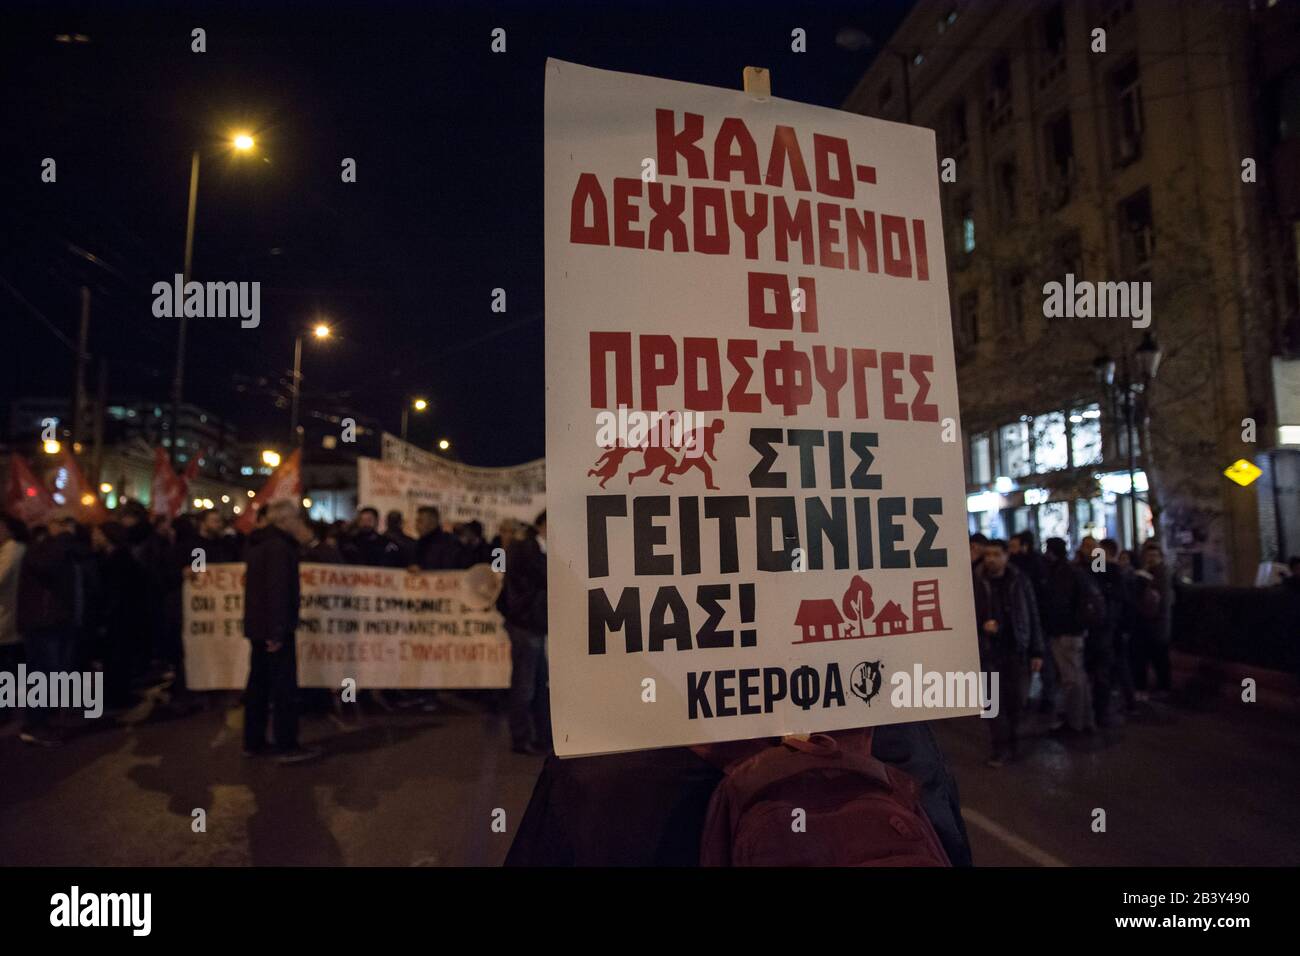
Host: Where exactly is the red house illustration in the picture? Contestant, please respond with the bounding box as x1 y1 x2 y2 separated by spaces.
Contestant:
794 599 845 642
872 600 910 636
911 579 945 631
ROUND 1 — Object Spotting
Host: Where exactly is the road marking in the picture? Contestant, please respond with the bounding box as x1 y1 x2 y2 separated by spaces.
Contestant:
962 807 1068 867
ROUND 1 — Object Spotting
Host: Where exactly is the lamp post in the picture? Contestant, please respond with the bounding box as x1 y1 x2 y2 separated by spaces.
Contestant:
401 396 429 443
169 133 257 465
290 323 331 445
1093 332 1162 550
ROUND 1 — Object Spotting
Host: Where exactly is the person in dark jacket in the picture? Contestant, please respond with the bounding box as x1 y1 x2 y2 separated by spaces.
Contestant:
504 722 973 867
91 521 148 710
1090 538 1137 724
343 507 401 567
16 509 91 745
455 520 493 569
500 511 550 754
383 510 417 568
413 506 461 570
1040 537 1095 734
968 532 988 573
197 509 240 564
242 500 317 762
1009 529 1053 714
1132 542 1174 699
973 539 1044 766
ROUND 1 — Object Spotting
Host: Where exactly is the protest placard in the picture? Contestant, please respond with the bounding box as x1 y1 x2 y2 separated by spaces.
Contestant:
544 59 981 755
183 563 511 690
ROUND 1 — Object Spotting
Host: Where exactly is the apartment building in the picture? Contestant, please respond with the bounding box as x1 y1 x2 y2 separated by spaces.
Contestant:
843 0 1300 584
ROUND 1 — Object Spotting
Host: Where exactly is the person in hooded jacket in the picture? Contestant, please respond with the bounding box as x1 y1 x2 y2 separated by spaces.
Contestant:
242 500 319 763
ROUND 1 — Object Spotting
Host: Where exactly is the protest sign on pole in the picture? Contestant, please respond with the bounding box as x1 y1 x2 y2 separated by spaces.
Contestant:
544 59 980 756
183 563 511 690
358 434 545 531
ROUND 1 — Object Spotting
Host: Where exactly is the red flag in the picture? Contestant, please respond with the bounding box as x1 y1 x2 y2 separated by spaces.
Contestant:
234 448 302 533
183 448 203 483
150 447 186 519
4 455 55 527
55 450 108 526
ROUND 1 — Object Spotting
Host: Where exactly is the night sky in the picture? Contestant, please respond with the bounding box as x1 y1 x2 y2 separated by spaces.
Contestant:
1 0 910 466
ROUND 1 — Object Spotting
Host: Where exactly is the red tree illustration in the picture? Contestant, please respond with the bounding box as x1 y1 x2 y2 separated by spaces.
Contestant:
841 575 874 637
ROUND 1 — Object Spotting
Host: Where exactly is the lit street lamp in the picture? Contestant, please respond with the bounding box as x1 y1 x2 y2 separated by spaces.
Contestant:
291 322 332 444
401 396 430 443
169 131 259 465
1093 332 1163 549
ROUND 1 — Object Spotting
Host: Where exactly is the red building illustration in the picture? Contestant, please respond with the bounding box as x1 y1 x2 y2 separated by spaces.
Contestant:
794 599 845 642
872 600 910 635
911 579 944 632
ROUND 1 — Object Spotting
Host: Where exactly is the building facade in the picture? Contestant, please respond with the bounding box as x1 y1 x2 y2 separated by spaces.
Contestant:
844 0 1300 584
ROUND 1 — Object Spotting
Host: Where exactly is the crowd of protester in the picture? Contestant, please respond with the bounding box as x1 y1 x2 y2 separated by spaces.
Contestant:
966 528 1226 768
0 498 540 754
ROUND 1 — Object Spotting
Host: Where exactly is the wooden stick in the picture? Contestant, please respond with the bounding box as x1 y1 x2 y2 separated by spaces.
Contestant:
743 66 770 98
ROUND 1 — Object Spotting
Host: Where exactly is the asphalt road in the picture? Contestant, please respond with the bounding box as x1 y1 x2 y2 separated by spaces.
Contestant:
2 679 1297 867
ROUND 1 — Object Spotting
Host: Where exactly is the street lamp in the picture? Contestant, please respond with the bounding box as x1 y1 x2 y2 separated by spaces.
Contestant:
438 438 450 452
169 130 260 465
291 322 331 444
261 449 281 468
1093 333 1163 550
401 396 429 443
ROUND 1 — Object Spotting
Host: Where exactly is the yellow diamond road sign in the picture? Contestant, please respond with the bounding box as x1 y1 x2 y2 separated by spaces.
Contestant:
1224 459 1262 487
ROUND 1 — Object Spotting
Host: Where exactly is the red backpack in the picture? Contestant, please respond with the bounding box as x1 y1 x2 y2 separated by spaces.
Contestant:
698 731 951 867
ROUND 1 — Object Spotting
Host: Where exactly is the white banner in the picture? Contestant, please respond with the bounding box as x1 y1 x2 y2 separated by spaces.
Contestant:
545 60 981 755
357 433 545 532
183 563 511 690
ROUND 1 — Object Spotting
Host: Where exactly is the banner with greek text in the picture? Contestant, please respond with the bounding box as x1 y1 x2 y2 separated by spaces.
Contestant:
359 435 545 532
544 59 981 755
183 563 511 690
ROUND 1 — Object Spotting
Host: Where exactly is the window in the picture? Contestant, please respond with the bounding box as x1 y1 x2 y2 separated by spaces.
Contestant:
958 292 980 350
1004 272 1026 335
937 6 959 33
952 192 976 259
1070 404 1103 466
1119 189 1154 274
1033 412 1069 472
1038 3 1067 87
1000 421 1031 478
1039 501 1070 541
970 433 992 484
1049 232 1083 296
1044 3 1066 59
1044 112 1075 207
1111 61 1143 165
996 161 1018 223
952 100 969 152
988 57 1012 133
1276 68 1300 142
